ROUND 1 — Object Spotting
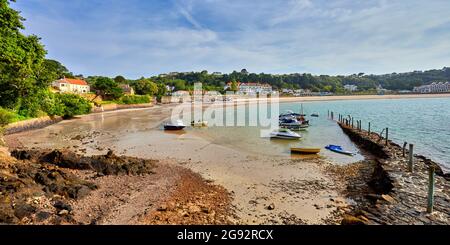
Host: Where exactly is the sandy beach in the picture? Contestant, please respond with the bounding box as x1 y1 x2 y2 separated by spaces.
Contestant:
3 104 356 224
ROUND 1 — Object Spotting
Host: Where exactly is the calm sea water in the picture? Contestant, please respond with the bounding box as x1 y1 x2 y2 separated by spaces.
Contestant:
191 97 450 171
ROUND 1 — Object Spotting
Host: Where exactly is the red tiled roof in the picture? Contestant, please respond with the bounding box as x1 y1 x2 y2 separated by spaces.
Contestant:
59 78 88 86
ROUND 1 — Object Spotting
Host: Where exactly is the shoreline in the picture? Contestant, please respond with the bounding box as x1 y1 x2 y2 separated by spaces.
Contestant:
2 95 449 225
3 105 353 224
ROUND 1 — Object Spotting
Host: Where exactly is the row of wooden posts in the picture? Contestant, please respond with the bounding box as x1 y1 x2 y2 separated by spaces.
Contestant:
328 110 435 213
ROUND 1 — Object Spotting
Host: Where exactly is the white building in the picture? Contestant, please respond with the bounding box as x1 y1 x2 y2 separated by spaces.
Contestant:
52 78 90 94
240 83 273 94
344 84 358 92
413 82 450 93
225 82 273 94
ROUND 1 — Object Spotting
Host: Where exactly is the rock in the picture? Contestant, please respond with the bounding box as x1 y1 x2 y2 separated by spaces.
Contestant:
53 200 72 211
36 211 52 222
188 204 201 213
365 194 382 201
267 203 275 210
13 203 37 219
157 205 167 212
58 210 69 216
341 215 367 225
381 194 395 203
201 206 210 214
71 135 82 141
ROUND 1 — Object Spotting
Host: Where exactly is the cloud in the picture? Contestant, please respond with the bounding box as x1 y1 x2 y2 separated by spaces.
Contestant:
11 0 450 78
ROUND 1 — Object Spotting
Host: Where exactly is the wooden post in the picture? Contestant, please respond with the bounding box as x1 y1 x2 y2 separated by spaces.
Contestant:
331 112 334 120
427 166 435 213
385 128 389 146
368 122 371 136
408 144 414 172
351 117 354 128
402 142 407 157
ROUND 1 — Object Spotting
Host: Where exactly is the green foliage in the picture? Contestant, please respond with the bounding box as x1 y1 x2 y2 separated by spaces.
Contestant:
117 95 151 105
131 78 158 95
0 0 48 108
56 93 92 118
230 80 238 92
114 75 127 84
92 77 123 99
0 107 15 126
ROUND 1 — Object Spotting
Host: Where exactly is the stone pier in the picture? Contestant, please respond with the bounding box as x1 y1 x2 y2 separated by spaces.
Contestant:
338 123 450 225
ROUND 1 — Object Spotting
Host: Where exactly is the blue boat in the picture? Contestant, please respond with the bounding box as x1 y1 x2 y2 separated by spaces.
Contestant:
325 145 355 156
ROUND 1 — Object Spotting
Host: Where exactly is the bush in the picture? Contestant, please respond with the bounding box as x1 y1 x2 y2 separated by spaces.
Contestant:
0 107 15 127
117 95 151 105
56 93 92 118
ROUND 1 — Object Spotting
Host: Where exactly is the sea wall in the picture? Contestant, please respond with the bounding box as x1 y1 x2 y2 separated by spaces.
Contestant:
4 116 64 135
92 103 154 113
338 122 450 225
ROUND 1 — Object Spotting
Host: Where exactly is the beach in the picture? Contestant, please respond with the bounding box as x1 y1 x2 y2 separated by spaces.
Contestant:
1 93 450 225
3 104 354 224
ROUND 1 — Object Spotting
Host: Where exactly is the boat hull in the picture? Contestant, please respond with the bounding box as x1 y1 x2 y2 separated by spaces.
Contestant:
325 145 354 156
291 148 321 154
164 125 186 130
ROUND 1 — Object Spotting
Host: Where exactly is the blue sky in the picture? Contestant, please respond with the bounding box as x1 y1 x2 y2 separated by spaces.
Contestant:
11 0 450 78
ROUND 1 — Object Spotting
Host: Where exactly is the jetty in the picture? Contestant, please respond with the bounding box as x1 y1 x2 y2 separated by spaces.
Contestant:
332 112 450 225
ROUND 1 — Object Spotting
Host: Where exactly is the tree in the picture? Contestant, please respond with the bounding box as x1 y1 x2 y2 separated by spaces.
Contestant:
0 0 47 109
172 79 186 91
114 75 126 84
230 80 238 92
92 77 123 99
132 79 158 95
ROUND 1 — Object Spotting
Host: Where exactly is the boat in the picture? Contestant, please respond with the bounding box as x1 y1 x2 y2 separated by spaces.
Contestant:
164 119 186 130
291 148 321 154
191 120 208 127
325 145 355 156
281 125 308 131
279 118 302 127
270 129 302 140
311 113 319 117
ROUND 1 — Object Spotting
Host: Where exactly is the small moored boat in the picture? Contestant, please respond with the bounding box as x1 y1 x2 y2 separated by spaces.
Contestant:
291 148 321 154
191 120 208 127
325 145 355 156
270 129 302 140
164 119 186 130
311 113 319 117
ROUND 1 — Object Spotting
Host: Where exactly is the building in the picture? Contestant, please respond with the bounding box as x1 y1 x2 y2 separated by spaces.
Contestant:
225 82 273 94
343 84 358 92
52 78 90 94
119 84 135 95
413 82 450 93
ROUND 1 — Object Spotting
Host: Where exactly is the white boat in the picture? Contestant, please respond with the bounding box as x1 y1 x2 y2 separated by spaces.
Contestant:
164 119 186 130
270 129 302 140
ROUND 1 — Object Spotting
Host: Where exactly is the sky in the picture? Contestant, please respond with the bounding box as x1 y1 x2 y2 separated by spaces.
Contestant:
11 0 450 79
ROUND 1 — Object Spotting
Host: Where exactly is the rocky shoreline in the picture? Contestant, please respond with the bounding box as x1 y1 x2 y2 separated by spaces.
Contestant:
0 148 233 225
338 123 450 225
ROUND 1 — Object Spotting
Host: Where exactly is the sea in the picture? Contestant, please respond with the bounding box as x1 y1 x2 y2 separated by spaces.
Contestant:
192 97 450 172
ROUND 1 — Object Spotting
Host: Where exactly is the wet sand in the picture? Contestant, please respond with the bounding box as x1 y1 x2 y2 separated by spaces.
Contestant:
6 104 354 224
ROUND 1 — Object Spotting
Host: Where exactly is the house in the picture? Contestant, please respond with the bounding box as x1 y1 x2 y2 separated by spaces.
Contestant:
225 82 272 94
52 78 90 94
344 84 358 92
413 82 450 93
119 84 135 95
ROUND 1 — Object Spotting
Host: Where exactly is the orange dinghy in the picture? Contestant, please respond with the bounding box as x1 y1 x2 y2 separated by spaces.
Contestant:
290 148 321 154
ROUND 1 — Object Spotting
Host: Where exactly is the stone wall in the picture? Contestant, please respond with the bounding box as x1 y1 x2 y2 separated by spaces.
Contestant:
4 116 64 135
92 103 154 113
338 122 450 225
